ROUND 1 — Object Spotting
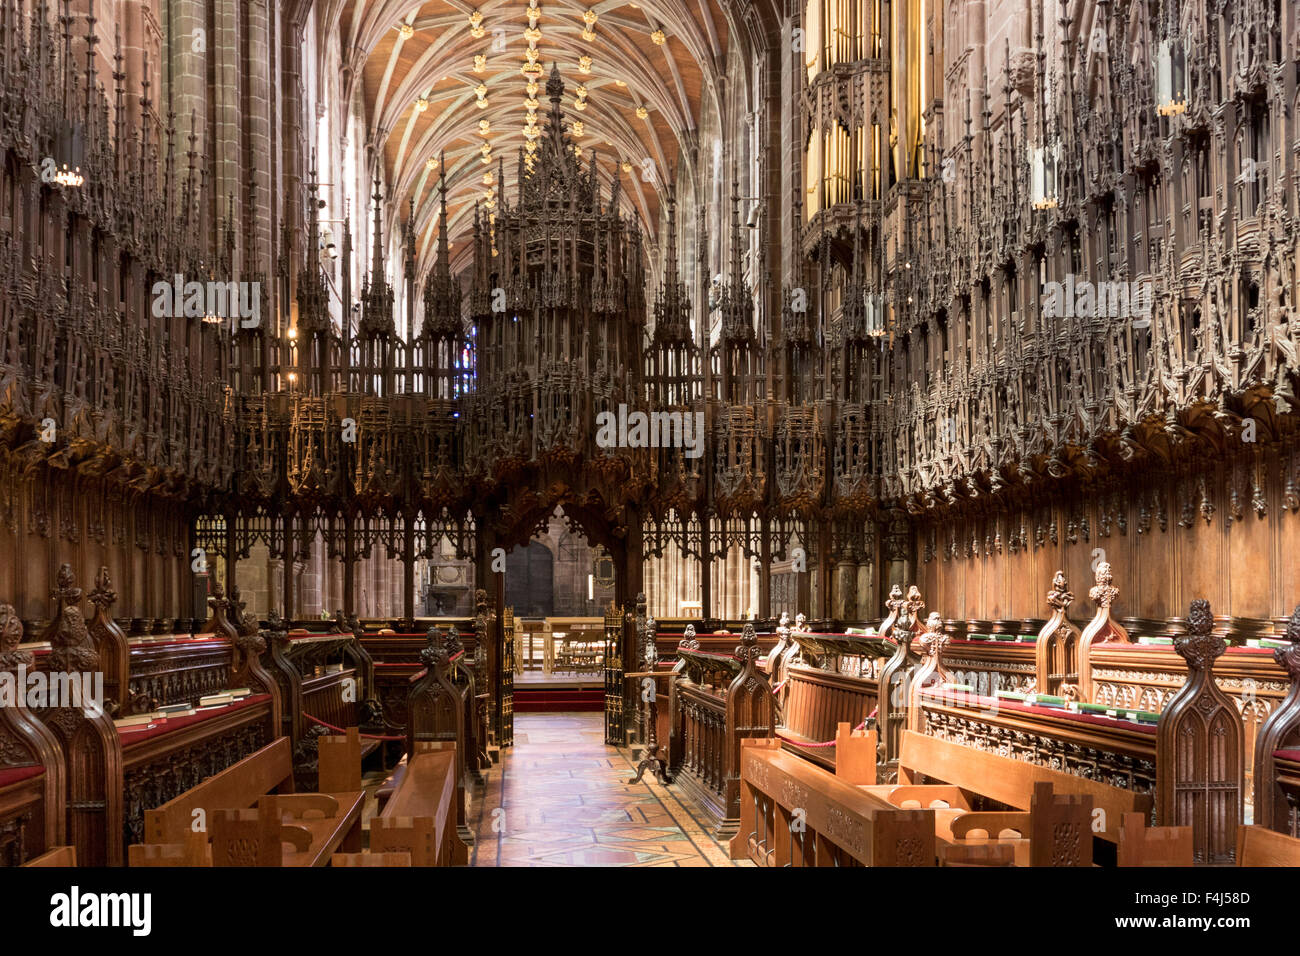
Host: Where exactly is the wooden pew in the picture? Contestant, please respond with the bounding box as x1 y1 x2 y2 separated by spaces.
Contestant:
317 727 363 793
1117 813 1193 866
0 600 66 866
775 616 892 768
127 833 210 867
862 728 1151 849
1237 824 1300 865
209 793 363 866
406 625 471 834
729 737 937 866
21 845 77 867
26 564 124 866
332 851 412 866
666 623 777 834
1253 608 1300 835
1156 600 1244 864
141 737 296 845
370 741 469 866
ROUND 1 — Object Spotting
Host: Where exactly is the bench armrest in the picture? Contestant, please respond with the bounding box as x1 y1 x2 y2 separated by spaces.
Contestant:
950 811 1031 840
267 793 341 820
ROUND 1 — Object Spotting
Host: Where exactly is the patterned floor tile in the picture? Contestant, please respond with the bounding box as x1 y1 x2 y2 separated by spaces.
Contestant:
466 712 749 867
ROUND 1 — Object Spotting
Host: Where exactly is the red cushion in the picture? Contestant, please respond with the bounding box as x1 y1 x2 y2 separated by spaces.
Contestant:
118 693 272 746
1274 748 1300 763
0 765 43 789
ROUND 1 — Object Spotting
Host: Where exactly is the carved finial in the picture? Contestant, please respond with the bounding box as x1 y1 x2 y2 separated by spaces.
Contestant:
0 604 29 672
53 563 81 605
679 623 699 650
445 624 463 656
1277 605 1300 679
794 612 807 631
546 61 564 101
420 625 449 668
736 622 760 661
1046 570 1073 612
1175 599 1225 672
920 612 950 659
1089 561 1118 609
904 585 925 617
88 567 116 610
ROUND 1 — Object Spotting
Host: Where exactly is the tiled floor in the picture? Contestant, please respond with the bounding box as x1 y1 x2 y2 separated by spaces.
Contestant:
465 712 749 866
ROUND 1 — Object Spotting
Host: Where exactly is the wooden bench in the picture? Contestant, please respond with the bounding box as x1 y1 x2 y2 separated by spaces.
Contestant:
21 845 77 867
141 737 296 845
854 729 1152 857
134 734 365 866
209 792 364 866
332 851 412 866
1117 812 1193 866
1237 824 1300 865
729 737 937 866
370 741 469 866
127 833 210 867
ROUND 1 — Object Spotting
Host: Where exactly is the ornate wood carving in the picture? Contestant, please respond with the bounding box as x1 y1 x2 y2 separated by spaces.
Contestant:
877 585 925 775
908 613 953 730
32 565 123 866
1036 571 1080 699
1156 600 1244 864
1077 561 1129 701
0 601 65 860
198 577 281 736
1253 608 1300 833
406 626 467 826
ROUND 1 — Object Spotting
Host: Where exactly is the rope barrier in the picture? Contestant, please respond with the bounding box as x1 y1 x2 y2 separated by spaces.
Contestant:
774 719 867 748
302 712 406 742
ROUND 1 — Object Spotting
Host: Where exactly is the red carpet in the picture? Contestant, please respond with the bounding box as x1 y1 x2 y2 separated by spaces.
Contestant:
513 686 605 712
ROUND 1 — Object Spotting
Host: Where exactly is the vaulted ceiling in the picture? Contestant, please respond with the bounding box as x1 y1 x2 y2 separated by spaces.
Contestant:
320 0 747 277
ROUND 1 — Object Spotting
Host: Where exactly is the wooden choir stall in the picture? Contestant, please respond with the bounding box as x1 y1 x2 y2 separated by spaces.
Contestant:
725 564 1300 867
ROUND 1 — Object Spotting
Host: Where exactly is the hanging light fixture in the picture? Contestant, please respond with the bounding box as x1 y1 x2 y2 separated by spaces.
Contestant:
53 163 84 188
1155 38 1187 116
426 155 439 171
571 121 584 137
578 55 593 74
473 54 487 73
479 119 491 136
1030 143 1059 210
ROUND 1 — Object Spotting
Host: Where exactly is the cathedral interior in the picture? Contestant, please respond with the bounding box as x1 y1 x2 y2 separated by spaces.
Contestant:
1 0 1299 899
